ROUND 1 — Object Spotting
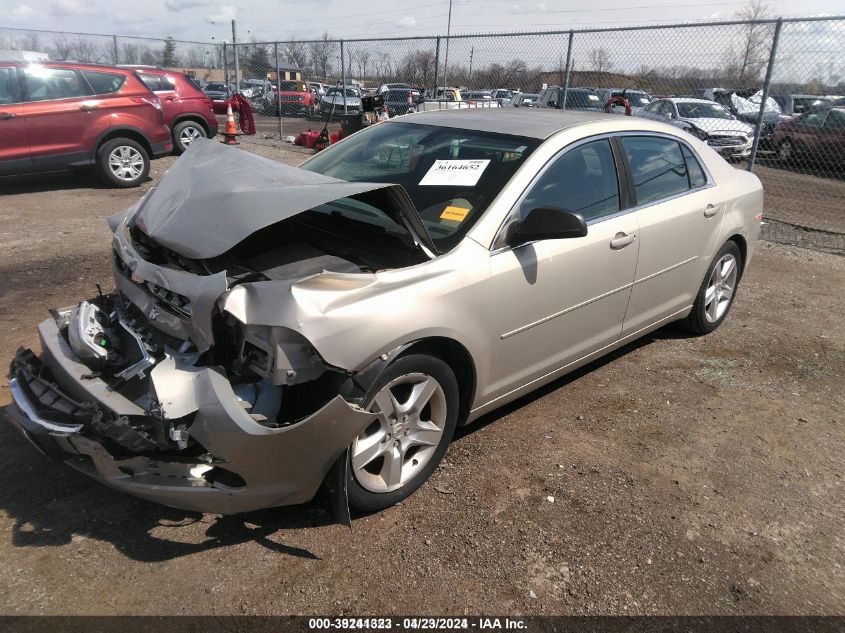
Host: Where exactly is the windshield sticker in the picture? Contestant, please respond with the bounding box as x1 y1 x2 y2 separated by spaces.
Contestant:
419 159 491 187
440 206 470 222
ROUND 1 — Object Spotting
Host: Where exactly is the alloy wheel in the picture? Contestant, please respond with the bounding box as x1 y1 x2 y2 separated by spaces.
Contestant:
704 253 738 323
779 140 793 161
351 373 447 493
179 125 202 147
107 146 145 182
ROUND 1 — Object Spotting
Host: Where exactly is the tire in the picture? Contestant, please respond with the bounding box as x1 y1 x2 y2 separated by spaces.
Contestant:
681 241 742 335
172 120 207 155
96 138 149 188
346 354 459 512
778 138 795 163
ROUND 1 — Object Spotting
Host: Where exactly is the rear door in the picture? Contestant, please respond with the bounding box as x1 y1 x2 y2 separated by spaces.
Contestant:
619 134 724 335
139 72 182 123
483 137 640 401
0 66 30 175
21 65 93 169
819 109 845 162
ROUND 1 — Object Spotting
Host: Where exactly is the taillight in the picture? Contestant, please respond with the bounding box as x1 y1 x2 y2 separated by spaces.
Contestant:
132 95 162 111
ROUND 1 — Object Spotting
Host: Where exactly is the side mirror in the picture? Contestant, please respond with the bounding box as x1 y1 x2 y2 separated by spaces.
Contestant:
507 207 588 247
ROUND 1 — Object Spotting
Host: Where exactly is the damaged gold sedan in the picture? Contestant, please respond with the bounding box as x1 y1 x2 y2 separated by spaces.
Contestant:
6 110 762 518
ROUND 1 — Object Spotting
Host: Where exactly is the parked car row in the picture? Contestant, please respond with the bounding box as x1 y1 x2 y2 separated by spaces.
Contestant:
0 60 219 187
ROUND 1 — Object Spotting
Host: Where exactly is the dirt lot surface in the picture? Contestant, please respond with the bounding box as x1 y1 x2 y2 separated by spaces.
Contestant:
0 138 842 616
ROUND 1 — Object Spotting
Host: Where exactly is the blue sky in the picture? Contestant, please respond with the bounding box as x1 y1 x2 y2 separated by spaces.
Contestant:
4 0 844 42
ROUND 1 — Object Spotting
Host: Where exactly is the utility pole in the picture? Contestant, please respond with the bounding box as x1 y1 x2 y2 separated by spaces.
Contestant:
442 0 453 91
231 19 240 94
468 46 474 85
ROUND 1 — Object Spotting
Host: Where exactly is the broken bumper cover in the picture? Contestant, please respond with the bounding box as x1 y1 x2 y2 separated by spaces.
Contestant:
5 319 374 515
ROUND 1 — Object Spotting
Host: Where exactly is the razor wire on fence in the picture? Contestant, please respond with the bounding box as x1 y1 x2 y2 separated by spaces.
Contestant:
1 17 843 253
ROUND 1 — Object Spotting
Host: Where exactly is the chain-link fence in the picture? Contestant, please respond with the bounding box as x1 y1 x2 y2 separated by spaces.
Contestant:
1 18 843 253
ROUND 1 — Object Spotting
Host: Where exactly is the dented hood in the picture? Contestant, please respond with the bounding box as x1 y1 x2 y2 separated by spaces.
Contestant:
133 138 436 259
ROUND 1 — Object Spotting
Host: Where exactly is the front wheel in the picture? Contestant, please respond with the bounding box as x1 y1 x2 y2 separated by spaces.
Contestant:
96 138 149 188
681 241 742 335
347 354 459 512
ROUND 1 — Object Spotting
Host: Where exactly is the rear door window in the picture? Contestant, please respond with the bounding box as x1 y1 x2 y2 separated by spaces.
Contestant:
520 139 620 222
81 70 126 95
621 136 691 206
23 66 90 102
681 144 708 189
0 68 20 104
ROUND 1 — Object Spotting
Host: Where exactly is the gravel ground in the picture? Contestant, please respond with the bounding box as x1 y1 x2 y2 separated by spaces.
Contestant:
0 138 842 616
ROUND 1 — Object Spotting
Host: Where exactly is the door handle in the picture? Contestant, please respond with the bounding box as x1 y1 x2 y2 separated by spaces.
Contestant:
0 112 15 120
610 232 636 249
704 203 720 218
79 104 99 111
165 96 177 101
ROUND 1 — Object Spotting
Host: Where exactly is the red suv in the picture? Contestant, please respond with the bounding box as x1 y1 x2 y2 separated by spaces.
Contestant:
270 80 316 117
128 67 218 154
0 61 171 187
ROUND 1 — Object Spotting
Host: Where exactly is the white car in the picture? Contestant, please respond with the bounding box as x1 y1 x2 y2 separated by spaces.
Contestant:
320 86 363 114
638 98 754 159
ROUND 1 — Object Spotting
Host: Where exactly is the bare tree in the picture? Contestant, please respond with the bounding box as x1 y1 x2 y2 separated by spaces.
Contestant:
283 39 309 72
588 48 613 73
49 34 75 60
352 49 372 81
309 32 333 81
724 0 774 84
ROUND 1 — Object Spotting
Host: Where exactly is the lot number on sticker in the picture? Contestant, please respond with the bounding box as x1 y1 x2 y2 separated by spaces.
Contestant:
440 206 470 222
420 159 491 187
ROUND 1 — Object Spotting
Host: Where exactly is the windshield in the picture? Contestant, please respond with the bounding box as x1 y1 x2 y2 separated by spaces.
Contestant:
327 87 359 97
206 83 227 91
302 121 540 251
387 90 420 100
280 81 306 92
566 90 602 108
616 91 651 106
677 102 734 119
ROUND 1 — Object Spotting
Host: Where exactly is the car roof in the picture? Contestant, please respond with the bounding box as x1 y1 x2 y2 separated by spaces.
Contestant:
400 108 615 139
1 60 134 73
663 97 718 104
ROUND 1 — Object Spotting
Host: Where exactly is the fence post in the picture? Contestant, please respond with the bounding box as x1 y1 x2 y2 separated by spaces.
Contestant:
747 18 782 172
231 19 240 95
433 36 441 96
274 42 284 140
223 42 229 87
341 40 347 111
112 35 119 65
562 31 574 111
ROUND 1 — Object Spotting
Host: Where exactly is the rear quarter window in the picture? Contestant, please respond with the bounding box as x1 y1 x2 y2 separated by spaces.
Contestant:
81 70 126 95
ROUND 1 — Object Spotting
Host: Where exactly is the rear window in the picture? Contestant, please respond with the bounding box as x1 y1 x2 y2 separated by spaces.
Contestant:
138 73 173 92
82 70 127 95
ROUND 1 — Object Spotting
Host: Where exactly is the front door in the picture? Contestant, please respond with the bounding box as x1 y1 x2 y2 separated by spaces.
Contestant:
481 138 640 403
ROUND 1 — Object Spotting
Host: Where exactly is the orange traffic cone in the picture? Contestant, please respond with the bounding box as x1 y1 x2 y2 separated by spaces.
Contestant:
221 103 240 145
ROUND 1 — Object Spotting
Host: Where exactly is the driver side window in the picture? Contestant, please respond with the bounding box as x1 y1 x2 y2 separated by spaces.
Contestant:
519 139 620 223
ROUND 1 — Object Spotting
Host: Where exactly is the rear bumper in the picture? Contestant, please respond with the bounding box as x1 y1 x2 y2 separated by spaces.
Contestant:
6 318 374 515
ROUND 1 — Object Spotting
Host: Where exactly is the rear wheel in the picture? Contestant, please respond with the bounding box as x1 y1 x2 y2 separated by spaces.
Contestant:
681 241 742 335
96 138 149 188
172 120 207 154
347 354 459 512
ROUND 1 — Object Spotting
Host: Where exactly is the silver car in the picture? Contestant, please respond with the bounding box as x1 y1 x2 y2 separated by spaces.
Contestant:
638 97 754 159
6 110 762 517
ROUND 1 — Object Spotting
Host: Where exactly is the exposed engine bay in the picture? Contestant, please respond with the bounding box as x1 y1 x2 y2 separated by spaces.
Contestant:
5 139 437 514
